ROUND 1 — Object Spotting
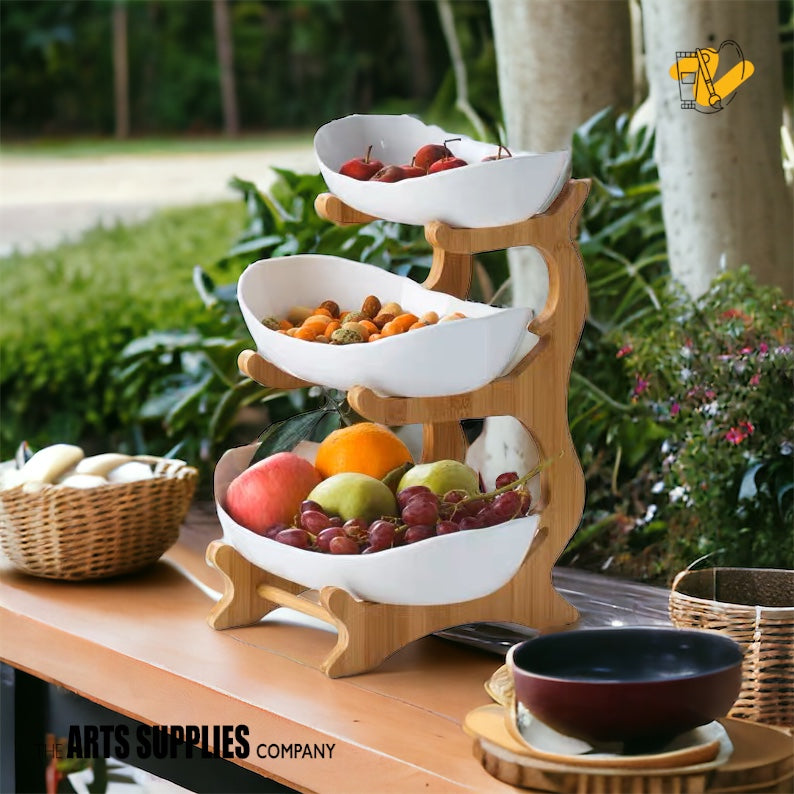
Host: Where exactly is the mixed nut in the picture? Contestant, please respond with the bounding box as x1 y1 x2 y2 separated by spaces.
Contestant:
261 294 467 344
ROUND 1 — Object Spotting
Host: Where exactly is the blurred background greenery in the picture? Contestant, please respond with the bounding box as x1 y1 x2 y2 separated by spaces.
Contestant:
1 0 497 139
1 0 792 581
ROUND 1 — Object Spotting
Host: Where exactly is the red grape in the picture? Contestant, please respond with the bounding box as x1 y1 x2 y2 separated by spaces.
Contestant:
458 516 485 531
300 500 325 514
327 516 344 527
442 489 467 504
401 496 439 526
477 508 502 527
397 485 432 510
275 528 311 548
329 536 361 555
404 525 436 544
316 526 345 552
452 498 484 518
343 517 369 539
368 520 397 550
491 490 522 520
436 520 460 535
301 509 332 533
495 472 519 489
261 522 288 539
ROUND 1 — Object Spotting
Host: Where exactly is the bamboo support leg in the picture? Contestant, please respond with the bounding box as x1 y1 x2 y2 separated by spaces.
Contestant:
206 541 310 630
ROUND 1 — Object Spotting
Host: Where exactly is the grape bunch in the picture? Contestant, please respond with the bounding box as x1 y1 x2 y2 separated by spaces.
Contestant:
263 470 533 555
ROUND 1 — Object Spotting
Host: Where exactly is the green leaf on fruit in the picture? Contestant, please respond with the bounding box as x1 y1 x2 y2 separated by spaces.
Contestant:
250 409 335 467
248 393 349 467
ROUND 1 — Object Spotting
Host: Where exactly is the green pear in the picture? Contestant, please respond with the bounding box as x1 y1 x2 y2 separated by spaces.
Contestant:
397 460 480 497
308 472 397 523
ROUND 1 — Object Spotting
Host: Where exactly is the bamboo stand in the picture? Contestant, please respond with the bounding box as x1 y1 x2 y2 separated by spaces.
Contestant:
207 179 591 678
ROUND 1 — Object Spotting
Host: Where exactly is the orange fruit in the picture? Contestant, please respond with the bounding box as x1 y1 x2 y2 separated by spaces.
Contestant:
314 422 413 481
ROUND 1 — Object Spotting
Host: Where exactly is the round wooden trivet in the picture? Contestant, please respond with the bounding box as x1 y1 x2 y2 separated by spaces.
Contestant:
465 705 793 793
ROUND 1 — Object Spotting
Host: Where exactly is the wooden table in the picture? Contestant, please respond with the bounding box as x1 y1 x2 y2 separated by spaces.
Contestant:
0 504 671 794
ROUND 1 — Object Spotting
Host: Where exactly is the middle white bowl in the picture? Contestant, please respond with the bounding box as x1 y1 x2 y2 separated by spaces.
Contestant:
237 254 535 397
215 443 541 606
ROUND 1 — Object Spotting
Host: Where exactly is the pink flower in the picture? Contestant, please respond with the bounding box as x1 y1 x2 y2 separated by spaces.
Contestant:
632 375 649 397
740 346 753 355
759 342 769 355
749 373 761 386
705 389 716 400
616 345 633 358
670 402 680 416
725 421 755 445
725 427 747 444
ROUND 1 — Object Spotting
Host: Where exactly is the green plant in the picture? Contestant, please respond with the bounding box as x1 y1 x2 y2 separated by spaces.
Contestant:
0 201 245 459
619 267 794 573
562 109 671 563
111 168 436 480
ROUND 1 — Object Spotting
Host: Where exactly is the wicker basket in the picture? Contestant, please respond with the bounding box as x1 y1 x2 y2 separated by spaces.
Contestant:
669 567 794 728
0 457 197 581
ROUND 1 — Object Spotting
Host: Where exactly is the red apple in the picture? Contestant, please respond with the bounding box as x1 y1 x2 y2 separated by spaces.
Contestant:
400 157 425 179
482 145 512 162
339 145 383 180
428 155 468 173
370 165 405 182
225 452 322 535
413 144 448 172
413 137 462 171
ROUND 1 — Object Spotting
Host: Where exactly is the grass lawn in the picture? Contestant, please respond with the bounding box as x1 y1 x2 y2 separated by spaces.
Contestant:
0 131 314 158
0 200 247 457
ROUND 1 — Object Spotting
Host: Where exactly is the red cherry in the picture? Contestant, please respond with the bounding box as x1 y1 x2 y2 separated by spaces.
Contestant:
339 145 383 180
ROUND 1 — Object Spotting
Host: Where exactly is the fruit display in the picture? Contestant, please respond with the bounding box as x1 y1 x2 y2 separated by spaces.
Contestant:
0 443 158 491
314 114 571 228
338 139 507 182
221 422 540 557
260 291 467 345
215 440 541 606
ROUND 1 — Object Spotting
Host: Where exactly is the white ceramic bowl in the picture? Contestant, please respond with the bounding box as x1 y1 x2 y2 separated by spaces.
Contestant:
314 114 571 228
215 443 540 606
237 254 536 397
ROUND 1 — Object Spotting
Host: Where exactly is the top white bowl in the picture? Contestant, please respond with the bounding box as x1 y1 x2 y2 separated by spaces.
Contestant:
237 254 536 397
314 114 571 228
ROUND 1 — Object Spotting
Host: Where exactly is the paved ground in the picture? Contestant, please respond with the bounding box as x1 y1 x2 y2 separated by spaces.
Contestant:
0 143 317 257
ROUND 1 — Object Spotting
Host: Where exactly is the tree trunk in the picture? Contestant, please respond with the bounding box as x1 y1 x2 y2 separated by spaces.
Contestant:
642 0 793 297
396 0 432 102
213 0 239 137
488 0 634 312
479 1 633 486
112 1 129 140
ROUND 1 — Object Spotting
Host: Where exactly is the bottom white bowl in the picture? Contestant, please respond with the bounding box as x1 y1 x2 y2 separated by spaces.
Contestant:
214 443 540 606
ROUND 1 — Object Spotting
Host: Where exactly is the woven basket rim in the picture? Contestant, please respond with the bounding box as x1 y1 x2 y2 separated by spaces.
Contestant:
669 589 794 618
671 567 794 612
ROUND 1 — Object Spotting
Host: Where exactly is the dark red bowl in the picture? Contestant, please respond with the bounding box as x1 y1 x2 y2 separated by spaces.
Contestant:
507 627 743 746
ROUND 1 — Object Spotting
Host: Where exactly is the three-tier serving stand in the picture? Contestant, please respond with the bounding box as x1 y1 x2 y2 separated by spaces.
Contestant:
206 178 591 678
